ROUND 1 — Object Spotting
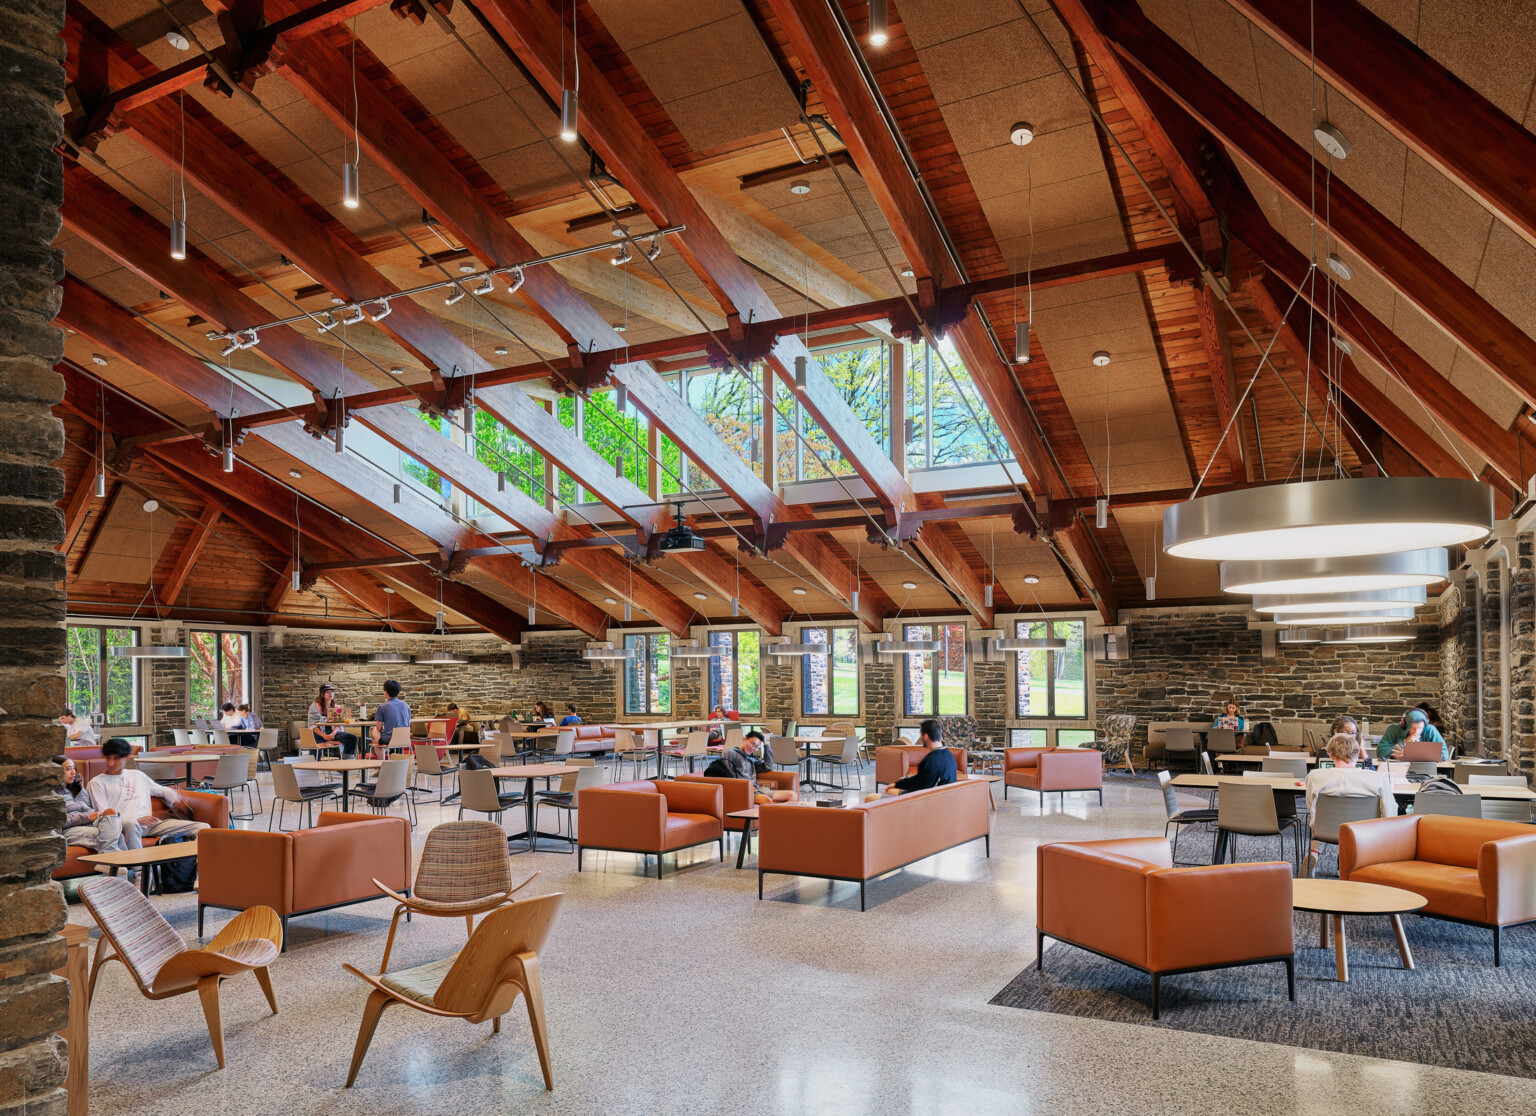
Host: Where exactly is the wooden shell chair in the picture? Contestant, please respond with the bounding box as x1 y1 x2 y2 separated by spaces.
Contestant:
343 891 563 1090
79 875 281 1068
374 819 538 971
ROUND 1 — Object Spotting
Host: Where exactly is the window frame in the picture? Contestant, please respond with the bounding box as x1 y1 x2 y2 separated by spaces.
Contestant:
187 629 252 722
66 623 141 729
899 620 969 718
1011 618 1088 721
707 630 761 715
622 632 672 716
798 625 861 718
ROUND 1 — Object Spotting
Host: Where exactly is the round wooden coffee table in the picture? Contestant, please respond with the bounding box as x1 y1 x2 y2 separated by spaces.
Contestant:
1292 878 1428 982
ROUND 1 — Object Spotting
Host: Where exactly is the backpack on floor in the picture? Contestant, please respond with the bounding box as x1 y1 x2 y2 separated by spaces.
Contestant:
153 832 198 894
702 758 734 779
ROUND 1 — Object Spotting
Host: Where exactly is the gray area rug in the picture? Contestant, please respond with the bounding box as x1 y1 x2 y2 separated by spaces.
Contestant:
992 909 1536 1078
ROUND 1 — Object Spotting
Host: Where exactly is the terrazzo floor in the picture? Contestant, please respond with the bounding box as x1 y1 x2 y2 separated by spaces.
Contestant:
66 766 1536 1115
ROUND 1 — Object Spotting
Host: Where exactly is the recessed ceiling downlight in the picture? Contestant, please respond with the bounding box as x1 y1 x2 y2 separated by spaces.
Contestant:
1221 548 1451 596
1252 586 1428 614
1164 478 1491 561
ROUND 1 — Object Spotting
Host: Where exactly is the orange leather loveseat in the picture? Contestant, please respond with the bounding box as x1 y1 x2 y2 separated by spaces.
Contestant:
576 779 724 877
1037 837 1295 1018
873 745 969 788
54 787 230 881
675 771 799 833
757 779 991 910
1004 748 1104 809
196 811 411 947
1340 813 1536 965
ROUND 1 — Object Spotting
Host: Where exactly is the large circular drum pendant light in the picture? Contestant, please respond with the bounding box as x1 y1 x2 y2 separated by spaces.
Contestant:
1325 625 1417 644
1275 607 1417 626
1251 586 1427 614
1163 477 1492 561
1221 548 1450 596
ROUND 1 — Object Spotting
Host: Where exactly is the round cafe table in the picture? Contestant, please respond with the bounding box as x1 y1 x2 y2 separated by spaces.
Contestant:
1291 877 1428 982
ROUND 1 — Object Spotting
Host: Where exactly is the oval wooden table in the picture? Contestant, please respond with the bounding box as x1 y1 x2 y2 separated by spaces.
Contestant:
1291 877 1428 982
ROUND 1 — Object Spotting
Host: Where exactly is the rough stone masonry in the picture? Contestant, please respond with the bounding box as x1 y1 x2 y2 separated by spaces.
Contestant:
0 0 71 1110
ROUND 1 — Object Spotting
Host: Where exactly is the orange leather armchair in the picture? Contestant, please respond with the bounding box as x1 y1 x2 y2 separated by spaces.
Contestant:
1004 748 1104 809
675 771 798 830
1037 837 1294 1018
55 786 230 881
874 745 970 788
758 780 991 909
1339 813 1536 965
196 811 410 948
576 779 724 877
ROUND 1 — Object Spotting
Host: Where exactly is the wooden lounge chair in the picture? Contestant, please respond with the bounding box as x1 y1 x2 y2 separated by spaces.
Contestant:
343 892 563 1089
79 875 282 1068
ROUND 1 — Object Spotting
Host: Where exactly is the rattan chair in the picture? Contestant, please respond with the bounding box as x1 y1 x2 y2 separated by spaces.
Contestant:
80 875 281 1069
343 892 563 1090
373 820 538 971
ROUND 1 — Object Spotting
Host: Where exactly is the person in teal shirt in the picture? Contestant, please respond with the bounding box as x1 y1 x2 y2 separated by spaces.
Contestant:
1376 707 1447 761
1211 700 1246 732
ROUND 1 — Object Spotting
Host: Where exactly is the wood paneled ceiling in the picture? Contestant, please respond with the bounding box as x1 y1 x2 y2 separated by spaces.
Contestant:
52 0 1534 636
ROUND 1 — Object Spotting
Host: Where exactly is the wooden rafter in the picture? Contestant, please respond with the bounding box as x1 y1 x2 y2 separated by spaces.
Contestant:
159 506 219 605
1226 0 1536 251
1081 0 1536 410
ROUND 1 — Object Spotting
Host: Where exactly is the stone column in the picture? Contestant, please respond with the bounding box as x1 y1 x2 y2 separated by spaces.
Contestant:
0 0 71 1110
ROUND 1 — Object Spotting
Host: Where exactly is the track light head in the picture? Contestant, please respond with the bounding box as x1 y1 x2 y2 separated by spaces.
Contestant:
473 275 495 296
445 285 466 306
609 242 632 267
644 234 663 261
219 338 239 357
366 299 392 322
506 267 525 294
341 306 365 326
316 312 338 333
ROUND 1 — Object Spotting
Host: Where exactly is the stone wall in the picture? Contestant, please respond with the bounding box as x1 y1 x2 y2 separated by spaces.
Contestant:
258 630 615 746
1437 580 1476 748
0 0 71 1108
972 659 1008 745
1095 606 1442 754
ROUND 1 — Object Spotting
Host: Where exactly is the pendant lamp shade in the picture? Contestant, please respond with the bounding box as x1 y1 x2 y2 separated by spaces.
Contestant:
1325 625 1417 644
1221 548 1450 596
1163 477 1492 561
1277 628 1324 644
1274 607 1416 626
1251 586 1428 614
995 636 1068 652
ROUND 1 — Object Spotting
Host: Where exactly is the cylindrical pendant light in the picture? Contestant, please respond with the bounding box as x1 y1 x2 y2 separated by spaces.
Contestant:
1095 497 1108 529
868 0 888 44
291 564 302 592
1221 548 1450 596
333 424 345 454
169 219 187 260
94 468 106 499
1252 585 1428 614
221 441 234 473
560 89 578 142
1014 322 1031 364
1164 477 1492 561
342 162 360 209
1145 574 1156 601
794 355 808 389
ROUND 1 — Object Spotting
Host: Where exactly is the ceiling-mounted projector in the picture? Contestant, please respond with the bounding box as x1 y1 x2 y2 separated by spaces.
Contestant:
657 501 706 552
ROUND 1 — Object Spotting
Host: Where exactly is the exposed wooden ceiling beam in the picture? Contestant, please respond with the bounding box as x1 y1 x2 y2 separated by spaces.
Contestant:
1243 273 1467 480
264 559 300 621
159 505 219 605
1082 0 1536 410
59 428 107 553
1226 0 1536 252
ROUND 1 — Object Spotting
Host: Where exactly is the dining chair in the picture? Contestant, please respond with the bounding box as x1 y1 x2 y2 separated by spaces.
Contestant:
1206 727 1239 754
347 758 416 826
373 820 539 971
297 725 335 760
1163 727 1199 772
80 875 281 1069
1261 756 1309 779
1156 770 1216 863
342 892 563 1090
1468 775 1533 822
533 761 604 844
1216 781 1297 872
610 728 650 781
770 735 802 776
173 727 192 748
268 761 339 830
1412 791 1483 818
255 727 281 771
1239 744 1271 756
203 753 261 820
186 729 207 750
1304 793 1381 877
210 728 234 751
663 730 709 776
722 726 744 752
458 767 525 825
815 734 862 789
1455 760 1509 784
414 742 461 803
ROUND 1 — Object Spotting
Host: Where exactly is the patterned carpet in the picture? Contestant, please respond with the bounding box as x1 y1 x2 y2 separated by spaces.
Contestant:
992 910 1536 1078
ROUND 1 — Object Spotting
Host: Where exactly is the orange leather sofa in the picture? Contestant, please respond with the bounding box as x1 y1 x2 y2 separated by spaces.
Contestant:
1037 837 1295 1018
757 779 991 910
571 724 620 755
53 787 230 881
1003 748 1104 808
196 811 411 948
675 771 799 832
1340 813 1536 965
873 745 969 788
576 779 725 877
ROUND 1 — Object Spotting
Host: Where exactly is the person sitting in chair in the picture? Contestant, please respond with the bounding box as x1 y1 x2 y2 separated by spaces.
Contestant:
60 708 98 747
708 732 794 803
559 703 582 727
85 738 206 852
1211 700 1246 732
867 719 956 800
1377 707 1447 762
57 757 124 856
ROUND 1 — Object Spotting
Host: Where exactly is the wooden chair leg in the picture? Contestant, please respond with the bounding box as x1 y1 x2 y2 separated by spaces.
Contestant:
492 1015 501 1033
518 953 553 1091
254 966 278 1014
465 913 475 938
345 989 394 1088
197 974 226 1069
87 937 118 1007
379 906 407 973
